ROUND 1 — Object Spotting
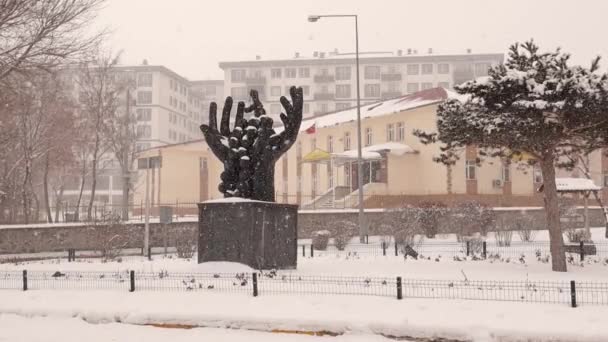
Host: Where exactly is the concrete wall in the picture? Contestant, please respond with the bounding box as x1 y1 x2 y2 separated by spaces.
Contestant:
1 209 605 255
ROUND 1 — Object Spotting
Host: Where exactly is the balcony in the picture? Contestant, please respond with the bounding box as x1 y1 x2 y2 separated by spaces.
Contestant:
381 91 402 99
244 76 266 85
313 92 335 101
314 74 335 83
381 73 402 81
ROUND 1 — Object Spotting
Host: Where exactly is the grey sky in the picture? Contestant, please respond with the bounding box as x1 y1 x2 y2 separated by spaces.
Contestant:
97 0 608 80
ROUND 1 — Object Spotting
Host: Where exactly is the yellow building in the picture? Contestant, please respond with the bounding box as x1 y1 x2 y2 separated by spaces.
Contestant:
134 87 608 210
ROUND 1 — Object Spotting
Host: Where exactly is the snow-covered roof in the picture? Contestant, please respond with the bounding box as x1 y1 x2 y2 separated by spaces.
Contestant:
363 142 417 156
539 178 602 192
300 87 451 131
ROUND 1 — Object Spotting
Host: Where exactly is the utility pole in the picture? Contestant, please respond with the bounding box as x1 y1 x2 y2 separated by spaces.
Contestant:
122 88 131 221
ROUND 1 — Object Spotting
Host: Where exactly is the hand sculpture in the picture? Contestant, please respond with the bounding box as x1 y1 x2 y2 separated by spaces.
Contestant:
200 86 303 201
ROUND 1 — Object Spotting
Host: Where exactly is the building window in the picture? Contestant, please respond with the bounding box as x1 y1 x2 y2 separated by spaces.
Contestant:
336 84 351 98
336 103 350 111
421 82 433 90
327 135 333 153
386 123 395 142
286 68 297 78
303 103 310 114
365 127 373 146
231 69 246 82
319 103 328 113
271 86 281 96
345 164 351 187
396 122 405 141
466 160 477 180
533 167 543 183
270 103 281 114
475 63 491 77
604 172 608 187
302 85 310 96
502 163 511 182
136 125 151 138
311 138 316 151
271 68 282 78
407 83 419 93
336 66 351 80
407 64 419 75
137 73 153 87
421 64 433 74
136 108 151 121
344 132 351 151
438 63 450 74
230 87 248 100
438 82 450 89
319 68 329 76
364 66 381 79
364 84 380 97
299 67 310 78
137 91 152 104
328 166 334 188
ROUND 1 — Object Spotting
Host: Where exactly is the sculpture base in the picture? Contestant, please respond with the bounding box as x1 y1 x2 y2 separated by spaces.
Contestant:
197 199 298 269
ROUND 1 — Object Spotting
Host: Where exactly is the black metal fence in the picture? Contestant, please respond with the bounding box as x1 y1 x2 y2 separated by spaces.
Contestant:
2 270 607 307
298 241 608 260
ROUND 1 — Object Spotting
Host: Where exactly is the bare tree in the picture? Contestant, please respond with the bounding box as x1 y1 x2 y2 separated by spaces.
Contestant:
0 0 105 82
76 51 128 221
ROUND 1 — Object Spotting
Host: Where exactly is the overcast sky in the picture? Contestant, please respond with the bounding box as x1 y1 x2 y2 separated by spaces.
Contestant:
96 0 608 80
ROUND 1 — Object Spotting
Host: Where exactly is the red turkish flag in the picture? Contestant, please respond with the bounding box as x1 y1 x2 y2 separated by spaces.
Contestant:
305 123 316 134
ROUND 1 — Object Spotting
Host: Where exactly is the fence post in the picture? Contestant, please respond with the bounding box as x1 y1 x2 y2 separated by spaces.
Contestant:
22 270 27 291
382 242 387 256
310 244 314 258
252 272 258 297
579 241 585 262
482 241 487 259
466 241 470 257
148 246 152 261
394 243 398 256
570 280 577 308
302 245 305 257
396 276 402 300
366 235 369 244
129 270 135 292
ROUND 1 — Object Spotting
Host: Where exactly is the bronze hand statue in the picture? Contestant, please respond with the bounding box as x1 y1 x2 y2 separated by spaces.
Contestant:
200 86 303 201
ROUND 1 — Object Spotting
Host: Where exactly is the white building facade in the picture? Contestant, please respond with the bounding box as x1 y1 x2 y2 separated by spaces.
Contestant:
219 50 504 118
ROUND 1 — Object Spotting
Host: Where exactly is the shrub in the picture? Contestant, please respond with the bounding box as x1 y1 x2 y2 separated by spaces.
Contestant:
564 228 592 243
312 230 330 250
513 214 537 242
91 219 128 261
175 229 197 259
451 201 496 238
416 201 448 238
381 208 424 252
329 221 357 251
495 230 513 247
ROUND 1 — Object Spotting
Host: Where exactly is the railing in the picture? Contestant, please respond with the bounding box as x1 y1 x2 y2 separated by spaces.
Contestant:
313 74 335 83
381 73 402 81
2 269 606 306
313 92 335 101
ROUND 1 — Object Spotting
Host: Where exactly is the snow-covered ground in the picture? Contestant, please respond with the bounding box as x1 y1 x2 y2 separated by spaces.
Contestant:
0 313 393 342
1 291 608 342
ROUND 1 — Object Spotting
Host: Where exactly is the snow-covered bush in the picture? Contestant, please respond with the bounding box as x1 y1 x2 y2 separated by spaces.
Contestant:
312 230 330 250
416 201 448 238
175 229 197 259
329 221 357 251
495 230 513 247
380 209 424 252
451 201 496 238
91 219 127 261
513 214 537 242
564 228 591 243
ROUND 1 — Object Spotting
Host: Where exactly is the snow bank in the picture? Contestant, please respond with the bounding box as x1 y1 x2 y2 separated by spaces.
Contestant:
190 262 254 273
1 291 607 342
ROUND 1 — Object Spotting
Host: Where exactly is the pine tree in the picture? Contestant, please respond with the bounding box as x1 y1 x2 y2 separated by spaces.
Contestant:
415 41 608 272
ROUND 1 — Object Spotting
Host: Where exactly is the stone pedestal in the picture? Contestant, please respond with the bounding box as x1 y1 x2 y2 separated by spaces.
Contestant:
197 200 298 269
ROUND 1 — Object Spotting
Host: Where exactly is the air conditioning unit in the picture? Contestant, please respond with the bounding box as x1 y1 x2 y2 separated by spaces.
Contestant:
492 179 503 188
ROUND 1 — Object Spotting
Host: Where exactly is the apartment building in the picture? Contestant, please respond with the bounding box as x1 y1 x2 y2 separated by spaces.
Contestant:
219 49 503 118
191 80 225 120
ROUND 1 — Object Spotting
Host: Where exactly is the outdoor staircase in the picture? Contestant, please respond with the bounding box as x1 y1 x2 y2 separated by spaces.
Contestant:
302 186 351 210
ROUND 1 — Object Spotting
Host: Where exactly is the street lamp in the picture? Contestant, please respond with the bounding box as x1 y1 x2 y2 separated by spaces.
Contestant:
307 14 367 242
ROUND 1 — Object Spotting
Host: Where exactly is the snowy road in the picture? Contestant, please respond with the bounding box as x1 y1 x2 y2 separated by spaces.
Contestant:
0 314 396 342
